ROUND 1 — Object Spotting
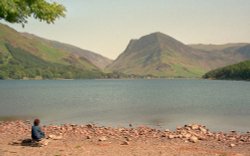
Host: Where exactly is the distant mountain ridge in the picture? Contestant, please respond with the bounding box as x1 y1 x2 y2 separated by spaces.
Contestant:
107 32 250 77
189 43 249 52
1 23 250 79
0 23 110 79
22 33 112 69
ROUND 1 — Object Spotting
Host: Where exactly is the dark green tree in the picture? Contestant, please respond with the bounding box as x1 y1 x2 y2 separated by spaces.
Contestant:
0 0 66 26
0 71 7 79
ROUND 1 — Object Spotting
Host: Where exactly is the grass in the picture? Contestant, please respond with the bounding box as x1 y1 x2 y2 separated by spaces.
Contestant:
0 23 106 80
36 43 68 64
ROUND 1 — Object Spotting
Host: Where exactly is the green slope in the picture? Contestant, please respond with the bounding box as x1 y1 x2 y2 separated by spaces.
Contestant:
107 32 250 78
22 33 112 69
203 60 250 80
0 24 104 79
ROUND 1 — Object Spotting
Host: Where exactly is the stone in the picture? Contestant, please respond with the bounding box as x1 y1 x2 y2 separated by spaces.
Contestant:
86 135 91 139
189 136 198 143
184 133 192 139
168 135 175 139
36 139 50 147
177 134 183 138
191 124 199 130
199 127 207 133
42 140 49 146
176 126 182 130
230 143 236 147
207 132 214 137
98 136 107 141
121 141 129 145
161 134 167 137
124 137 132 141
86 124 94 128
48 134 62 140
228 137 236 141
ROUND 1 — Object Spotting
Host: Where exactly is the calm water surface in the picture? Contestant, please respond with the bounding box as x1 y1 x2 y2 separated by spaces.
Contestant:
0 79 249 131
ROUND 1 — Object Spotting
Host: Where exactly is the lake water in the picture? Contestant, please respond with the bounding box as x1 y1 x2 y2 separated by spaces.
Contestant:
0 79 249 132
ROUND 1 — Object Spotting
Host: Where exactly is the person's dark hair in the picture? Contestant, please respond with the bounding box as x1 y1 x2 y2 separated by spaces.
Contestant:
34 119 40 126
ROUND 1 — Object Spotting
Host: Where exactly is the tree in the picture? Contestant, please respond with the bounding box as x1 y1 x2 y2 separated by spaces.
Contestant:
0 71 7 79
0 0 66 26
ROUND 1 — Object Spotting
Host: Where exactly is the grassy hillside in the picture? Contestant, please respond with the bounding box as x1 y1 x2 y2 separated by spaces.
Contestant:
203 60 250 80
22 33 112 69
0 24 105 79
107 32 250 78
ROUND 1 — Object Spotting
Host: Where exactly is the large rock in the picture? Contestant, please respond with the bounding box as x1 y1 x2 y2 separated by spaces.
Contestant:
183 133 192 139
98 136 107 141
189 136 198 143
191 124 199 130
199 127 207 133
168 135 175 139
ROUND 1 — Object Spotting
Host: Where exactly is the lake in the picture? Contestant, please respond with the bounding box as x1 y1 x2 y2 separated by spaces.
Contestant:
0 79 249 132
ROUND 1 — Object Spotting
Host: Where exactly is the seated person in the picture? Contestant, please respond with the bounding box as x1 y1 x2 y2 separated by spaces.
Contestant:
31 119 45 141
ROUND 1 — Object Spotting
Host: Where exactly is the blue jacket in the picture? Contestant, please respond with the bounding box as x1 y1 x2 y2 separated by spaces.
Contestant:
31 126 45 140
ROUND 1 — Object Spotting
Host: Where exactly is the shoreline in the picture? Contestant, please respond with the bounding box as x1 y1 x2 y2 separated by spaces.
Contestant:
0 120 249 156
1 78 249 83
0 77 202 81
1 118 249 133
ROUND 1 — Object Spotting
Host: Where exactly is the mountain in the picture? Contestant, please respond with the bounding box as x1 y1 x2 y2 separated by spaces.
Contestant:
190 43 250 65
107 32 250 77
203 60 250 80
22 33 112 69
189 43 249 52
0 23 110 79
1 24 250 79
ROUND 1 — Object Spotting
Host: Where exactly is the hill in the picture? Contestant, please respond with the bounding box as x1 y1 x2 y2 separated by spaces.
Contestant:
203 60 250 80
1 25 250 79
107 32 250 78
189 43 249 52
22 33 112 69
0 24 110 79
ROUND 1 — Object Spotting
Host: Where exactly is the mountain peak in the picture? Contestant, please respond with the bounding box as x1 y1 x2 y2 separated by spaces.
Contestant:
147 32 166 37
123 32 187 55
142 32 177 41
108 32 250 78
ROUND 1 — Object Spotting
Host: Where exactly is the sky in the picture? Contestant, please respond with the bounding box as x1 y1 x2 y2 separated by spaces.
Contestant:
2 0 250 59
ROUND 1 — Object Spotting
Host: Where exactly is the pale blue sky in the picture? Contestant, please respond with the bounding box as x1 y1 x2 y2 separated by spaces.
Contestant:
2 0 250 59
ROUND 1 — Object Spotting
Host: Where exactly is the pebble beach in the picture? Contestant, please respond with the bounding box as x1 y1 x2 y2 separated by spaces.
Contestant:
0 120 250 156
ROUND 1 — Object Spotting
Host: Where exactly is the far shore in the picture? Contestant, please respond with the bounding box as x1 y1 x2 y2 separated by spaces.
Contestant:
96 77 203 80
0 120 249 156
0 77 202 80
1 77 250 82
